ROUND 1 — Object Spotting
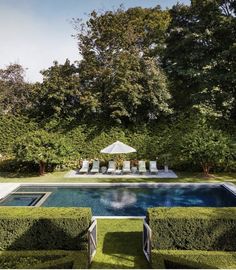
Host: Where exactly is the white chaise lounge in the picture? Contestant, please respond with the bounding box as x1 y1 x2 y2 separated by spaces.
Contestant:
107 161 116 173
79 160 89 173
138 160 147 174
91 160 100 173
122 161 131 174
150 161 158 174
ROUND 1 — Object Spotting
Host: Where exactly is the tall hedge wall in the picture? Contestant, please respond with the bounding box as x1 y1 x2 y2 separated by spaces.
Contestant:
147 207 236 251
0 116 37 155
0 207 92 251
0 116 234 172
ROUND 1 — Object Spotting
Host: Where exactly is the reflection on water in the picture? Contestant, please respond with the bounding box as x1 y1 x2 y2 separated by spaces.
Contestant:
100 190 137 209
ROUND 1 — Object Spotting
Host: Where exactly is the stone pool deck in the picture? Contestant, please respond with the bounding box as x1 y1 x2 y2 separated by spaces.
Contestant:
64 169 178 178
0 183 20 199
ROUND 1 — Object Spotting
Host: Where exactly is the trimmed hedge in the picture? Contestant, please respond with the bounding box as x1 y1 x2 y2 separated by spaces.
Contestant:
0 207 92 251
147 207 236 251
0 250 88 269
152 250 236 269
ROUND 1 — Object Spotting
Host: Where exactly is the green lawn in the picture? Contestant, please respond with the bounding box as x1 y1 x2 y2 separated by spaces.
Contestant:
0 171 235 184
91 219 149 269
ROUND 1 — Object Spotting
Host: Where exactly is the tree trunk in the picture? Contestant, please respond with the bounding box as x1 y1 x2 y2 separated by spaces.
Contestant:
39 161 46 176
202 164 210 178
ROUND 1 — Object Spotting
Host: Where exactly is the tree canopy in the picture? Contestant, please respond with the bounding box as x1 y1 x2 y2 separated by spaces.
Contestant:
32 59 81 121
0 64 34 115
164 0 236 120
0 3 235 174
74 7 172 124
14 130 72 175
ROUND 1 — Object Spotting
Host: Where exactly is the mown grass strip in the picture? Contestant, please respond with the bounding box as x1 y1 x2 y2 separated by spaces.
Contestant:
91 219 150 269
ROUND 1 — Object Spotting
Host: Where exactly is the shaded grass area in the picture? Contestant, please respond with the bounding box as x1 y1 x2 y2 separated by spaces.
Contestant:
0 171 235 184
0 250 88 269
152 249 236 269
91 219 149 269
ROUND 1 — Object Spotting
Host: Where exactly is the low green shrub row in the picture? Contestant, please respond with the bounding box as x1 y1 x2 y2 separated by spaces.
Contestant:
147 207 236 251
0 207 92 251
151 249 236 269
0 250 88 269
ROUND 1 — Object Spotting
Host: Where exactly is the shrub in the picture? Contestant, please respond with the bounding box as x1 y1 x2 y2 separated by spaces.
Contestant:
147 207 236 251
151 250 236 269
0 157 39 173
0 250 88 269
0 207 92 251
180 123 232 177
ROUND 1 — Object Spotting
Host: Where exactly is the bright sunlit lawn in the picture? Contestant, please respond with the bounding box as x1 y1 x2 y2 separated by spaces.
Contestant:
0 171 235 184
91 219 149 269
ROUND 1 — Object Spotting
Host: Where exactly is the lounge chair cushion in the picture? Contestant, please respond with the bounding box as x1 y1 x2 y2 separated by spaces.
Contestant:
139 161 147 173
122 161 131 173
150 161 158 173
79 160 89 173
107 161 116 173
91 160 100 173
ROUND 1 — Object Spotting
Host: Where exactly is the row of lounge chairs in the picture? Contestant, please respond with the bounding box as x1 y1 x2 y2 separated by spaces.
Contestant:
78 160 159 174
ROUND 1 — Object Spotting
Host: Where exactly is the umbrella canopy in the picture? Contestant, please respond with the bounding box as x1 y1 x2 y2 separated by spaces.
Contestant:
100 141 136 154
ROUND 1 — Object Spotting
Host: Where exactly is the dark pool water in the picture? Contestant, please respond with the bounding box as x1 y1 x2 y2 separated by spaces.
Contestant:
1 185 236 216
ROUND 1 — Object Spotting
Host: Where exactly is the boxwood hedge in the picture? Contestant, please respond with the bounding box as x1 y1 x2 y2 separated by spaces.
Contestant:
152 250 236 269
0 250 88 269
147 207 236 251
0 207 92 251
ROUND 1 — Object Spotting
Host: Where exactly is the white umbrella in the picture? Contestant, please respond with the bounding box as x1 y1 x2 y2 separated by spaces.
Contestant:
100 141 136 154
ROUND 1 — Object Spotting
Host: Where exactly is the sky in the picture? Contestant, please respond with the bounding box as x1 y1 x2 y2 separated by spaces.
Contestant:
0 0 190 82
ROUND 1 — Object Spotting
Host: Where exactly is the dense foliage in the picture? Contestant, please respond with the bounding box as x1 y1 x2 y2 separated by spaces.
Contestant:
149 206 236 268
0 64 35 116
73 7 172 124
0 116 37 155
0 1 235 175
32 60 81 121
180 122 232 176
14 130 72 175
147 207 236 250
164 0 236 120
0 207 92 250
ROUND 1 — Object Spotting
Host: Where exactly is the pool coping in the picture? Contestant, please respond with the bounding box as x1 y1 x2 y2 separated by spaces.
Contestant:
1 181 234 198
0 183 21 199
222 182 236 196
17 182 228 187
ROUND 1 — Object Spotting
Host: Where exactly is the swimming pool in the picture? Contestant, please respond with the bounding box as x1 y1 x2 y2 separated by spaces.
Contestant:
0 184 236 216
